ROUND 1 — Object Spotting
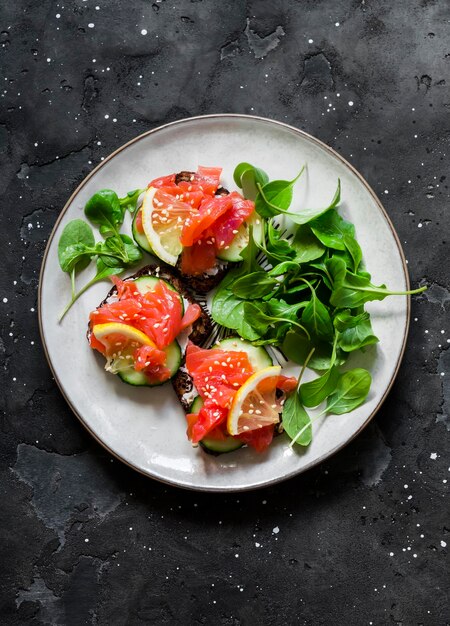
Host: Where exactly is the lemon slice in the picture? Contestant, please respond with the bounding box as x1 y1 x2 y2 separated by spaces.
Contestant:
141 186 195 266
227 365 282 436
92 322 156 374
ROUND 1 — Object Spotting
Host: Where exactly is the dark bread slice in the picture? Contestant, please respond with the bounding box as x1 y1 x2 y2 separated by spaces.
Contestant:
172 170 231 294
86 264 212 347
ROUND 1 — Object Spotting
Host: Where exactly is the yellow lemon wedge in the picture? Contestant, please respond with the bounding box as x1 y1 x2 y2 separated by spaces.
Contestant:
141 186 195 266
227 365 282 436
92 322 155 354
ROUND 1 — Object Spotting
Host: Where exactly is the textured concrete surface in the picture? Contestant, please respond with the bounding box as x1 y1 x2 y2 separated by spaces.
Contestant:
1 1 449 624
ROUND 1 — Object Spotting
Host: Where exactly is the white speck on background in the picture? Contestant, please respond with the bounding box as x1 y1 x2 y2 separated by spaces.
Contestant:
441 540 447 547
430 452 437 460
141 29 148 35
308 38 313 43
88 23 95 28
348 101 354 106
272 526 280 534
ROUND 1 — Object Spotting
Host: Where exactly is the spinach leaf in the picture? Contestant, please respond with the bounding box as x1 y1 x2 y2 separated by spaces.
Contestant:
232 272 278 299
243 302 309 339
240 167 270 200
255 168 304 218
343 235 362 272
233 163 268 188
301 288 334 342
211 269 260 340
282 330 343 370
85 189 124 236
291 224 326 263
268 261 300 276
326 255 347 284
325 368 372 414
281 179 341 226
310 207 354 250
300 366 339 407
282 394 312 446
334 310 379 352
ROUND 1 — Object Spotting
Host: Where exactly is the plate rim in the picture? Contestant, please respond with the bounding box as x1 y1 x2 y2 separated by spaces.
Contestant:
38 113 411 492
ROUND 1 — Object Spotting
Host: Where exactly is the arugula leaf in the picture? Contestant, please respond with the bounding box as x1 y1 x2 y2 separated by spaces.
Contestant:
85 189 124 236
330 268 426 308
282 394 312 446
325 368 372 414
300 366 339 407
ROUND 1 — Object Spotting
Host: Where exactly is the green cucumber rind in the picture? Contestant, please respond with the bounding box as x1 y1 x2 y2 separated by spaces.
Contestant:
132 208 154 254
117 341 182 387
217 337 273 371
216 213 264 263
189 396 243 454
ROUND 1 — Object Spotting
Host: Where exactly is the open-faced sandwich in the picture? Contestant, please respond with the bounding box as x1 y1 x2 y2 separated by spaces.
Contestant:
87 265 211 386
132 166 262 292
172 339 297 454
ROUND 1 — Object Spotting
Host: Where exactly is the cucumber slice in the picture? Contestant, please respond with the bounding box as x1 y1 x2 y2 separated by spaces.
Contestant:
216 213 264 263
117 340 181 387
190 397 243 454
132 207 153 254
217 337 272 371
133 275 184 313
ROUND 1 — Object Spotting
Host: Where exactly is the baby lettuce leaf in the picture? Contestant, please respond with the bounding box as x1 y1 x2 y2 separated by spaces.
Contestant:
300 366 339 407
325 368 372 414
282 393 312 446
58 220 95 273
59 258 124 322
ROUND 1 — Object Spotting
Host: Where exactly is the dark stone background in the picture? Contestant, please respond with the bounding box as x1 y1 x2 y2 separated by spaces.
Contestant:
1 1 448 624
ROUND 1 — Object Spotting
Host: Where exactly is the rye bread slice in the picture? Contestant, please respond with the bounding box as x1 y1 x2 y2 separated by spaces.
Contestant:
86 264 212 347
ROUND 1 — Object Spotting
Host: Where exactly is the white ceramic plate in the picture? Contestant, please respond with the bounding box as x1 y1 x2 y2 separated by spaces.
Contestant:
39 115 410 492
